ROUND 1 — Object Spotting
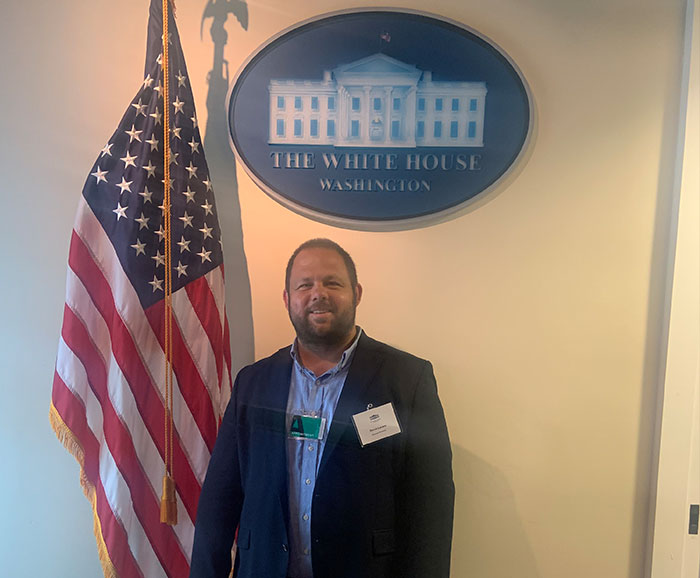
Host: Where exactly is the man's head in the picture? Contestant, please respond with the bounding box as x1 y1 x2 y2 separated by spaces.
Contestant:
283 239 362 349
285 238 358 294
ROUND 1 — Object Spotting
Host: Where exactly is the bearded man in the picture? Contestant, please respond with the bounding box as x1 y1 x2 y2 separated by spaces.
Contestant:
190 238 454 578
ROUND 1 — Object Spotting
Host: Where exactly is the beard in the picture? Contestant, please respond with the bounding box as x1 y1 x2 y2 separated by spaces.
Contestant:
289 298 357 349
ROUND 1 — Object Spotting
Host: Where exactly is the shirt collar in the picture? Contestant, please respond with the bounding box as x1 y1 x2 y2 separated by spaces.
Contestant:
290 327 363 376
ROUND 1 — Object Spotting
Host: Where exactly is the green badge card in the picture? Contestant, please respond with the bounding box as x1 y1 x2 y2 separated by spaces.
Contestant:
289 414 326 440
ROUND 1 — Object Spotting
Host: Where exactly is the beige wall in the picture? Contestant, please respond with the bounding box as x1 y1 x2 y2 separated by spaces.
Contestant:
0 1 690 577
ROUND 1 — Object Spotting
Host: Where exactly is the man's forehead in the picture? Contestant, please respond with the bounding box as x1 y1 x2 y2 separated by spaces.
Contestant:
291 248 349 275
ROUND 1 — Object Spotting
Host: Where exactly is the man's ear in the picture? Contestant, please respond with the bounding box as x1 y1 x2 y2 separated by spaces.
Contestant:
355 283 363 305
283 289 289 311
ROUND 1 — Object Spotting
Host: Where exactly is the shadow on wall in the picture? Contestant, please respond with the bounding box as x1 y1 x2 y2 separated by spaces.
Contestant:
202 0 254 374
452 444 540 577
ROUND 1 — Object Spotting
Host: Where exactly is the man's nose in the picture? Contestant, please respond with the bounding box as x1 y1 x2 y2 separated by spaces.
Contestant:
310 282 328 300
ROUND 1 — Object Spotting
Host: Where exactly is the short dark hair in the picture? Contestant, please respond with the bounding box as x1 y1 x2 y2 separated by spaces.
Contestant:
285 238 358 292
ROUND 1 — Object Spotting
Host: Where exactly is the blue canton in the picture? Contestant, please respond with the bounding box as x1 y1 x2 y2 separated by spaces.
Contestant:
285 329 362 578
81 20 222 309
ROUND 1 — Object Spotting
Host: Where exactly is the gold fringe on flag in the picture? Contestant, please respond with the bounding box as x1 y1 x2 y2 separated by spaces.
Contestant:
49 403 118 578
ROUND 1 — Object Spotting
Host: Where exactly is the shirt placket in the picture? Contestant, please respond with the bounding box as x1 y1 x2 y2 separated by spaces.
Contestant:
299 373 324 563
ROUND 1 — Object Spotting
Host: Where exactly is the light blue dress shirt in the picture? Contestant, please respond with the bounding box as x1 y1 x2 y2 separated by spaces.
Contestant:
285 328 362 578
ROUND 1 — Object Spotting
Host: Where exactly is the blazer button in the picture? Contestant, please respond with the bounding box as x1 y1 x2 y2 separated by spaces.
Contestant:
282 544 288 552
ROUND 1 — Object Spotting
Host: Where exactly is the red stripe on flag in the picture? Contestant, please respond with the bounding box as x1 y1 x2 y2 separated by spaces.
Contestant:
52 372 145 578
220 265 233 386
185 274 224 389
61 302 190 577
221 310 232 412
145 295 218 451
52 368 100 485
68 233 201 536
222 310 232 380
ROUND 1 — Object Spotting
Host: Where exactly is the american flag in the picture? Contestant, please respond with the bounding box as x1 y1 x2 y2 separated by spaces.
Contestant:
49 1 231 576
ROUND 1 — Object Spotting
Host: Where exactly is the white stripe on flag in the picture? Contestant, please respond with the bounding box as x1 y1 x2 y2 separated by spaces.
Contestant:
207 266 226 343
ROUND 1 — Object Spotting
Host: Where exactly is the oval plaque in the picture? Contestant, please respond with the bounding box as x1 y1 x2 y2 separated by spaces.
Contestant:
228 10 532 230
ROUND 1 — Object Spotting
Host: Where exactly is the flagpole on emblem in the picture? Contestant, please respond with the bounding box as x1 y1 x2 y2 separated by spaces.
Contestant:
160 0 178 526
379 31 391 53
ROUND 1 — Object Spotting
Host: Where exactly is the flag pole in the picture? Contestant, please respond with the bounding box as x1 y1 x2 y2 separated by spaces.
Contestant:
160 0 177 526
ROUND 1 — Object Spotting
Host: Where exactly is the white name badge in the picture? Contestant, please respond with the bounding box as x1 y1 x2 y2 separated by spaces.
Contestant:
352 403 402 447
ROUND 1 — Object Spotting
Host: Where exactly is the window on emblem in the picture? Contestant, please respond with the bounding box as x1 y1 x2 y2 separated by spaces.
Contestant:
276 119 284 136
373 98 382 111
452 98 459 111
311 97 319 111
417 98 425 112
469 98 477 112
435 98 443 111
393 98 401 111
468 121 476 138
294 119 302 137
352 97 360 111
277 96 284 109
416 121 424 138
450 121 458 138
328 96 335 111
391 120 400 139
294 96 302 110
351 120 360 137
434 121 442 138
310 119 318 137
327 119 335 137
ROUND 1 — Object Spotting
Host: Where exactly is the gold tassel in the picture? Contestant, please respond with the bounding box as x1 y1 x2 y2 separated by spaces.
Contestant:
160 474 178 525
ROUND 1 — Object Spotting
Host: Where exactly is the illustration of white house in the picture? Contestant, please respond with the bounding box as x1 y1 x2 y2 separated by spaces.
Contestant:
268 53 487 148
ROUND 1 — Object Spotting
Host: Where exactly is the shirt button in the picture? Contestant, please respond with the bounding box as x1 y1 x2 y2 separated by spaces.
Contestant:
305 478 311 485
303 514 309 521
308 444 314 451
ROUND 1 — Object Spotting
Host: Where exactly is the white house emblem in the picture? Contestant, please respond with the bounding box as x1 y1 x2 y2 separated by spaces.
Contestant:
228 10 532 229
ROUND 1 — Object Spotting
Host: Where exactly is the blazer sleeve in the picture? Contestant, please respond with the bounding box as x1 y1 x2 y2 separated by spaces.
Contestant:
395 360 455 578
190 374 245 578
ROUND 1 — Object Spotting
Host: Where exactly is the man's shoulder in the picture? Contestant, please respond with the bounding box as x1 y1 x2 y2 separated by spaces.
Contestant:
235 345 292 381
357 332 432 369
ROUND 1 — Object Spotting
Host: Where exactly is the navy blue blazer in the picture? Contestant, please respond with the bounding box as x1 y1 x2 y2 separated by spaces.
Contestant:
190 333 454 578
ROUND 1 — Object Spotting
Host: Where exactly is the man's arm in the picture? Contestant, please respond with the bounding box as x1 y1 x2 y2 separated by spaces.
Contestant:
396 360 455 578
190 380 244 578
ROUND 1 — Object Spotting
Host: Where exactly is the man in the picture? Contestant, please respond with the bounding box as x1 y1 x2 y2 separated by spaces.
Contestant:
190 239 454 578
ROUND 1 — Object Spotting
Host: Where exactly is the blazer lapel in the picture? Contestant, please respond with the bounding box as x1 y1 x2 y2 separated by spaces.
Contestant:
319 334 384 473
260 347 294 530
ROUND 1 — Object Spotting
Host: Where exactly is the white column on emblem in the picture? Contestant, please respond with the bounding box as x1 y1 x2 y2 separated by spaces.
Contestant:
362 85 371 145
384 87 392 144
405 86 417 146
338 86 347 145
